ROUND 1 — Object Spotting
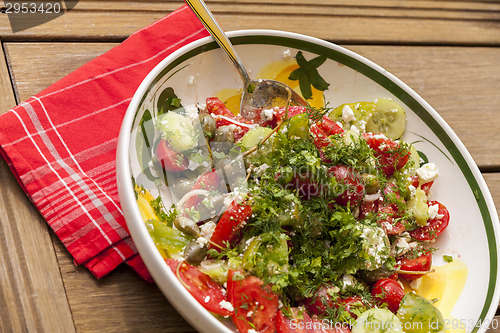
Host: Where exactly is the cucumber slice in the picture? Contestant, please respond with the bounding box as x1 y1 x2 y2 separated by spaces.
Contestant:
240 126 274 151
396 292 444 333
352 308 404 333
366 98 407 140
407 188 429 226
156 111 198 152
329 101 375 131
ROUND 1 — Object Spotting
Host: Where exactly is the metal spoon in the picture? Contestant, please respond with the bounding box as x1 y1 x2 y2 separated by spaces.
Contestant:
184 0 308 120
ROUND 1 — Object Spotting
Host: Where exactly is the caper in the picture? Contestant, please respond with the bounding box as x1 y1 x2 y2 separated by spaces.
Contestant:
362 173 380 194
169 177 196 200
214 125 235 143
173 216 200 236
196 193 226 220
184 241 208 266
199 113 217 139
359 265 393 285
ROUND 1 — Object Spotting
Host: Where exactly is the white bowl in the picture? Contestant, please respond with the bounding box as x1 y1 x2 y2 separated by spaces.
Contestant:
117 30 500 332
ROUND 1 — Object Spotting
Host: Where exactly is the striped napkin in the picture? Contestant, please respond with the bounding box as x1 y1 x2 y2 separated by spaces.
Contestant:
0 5 209 281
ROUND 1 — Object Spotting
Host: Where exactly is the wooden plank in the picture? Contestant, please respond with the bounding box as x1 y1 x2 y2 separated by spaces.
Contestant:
0 39 16 112
4 42 117 99
54 240 196 332
0 161 76 332
5 42 500 168
0 38 75 333
0 0 499 45
484 173 500 219
346 45 500 168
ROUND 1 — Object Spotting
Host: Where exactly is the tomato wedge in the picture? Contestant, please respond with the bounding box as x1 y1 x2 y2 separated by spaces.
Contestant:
184 170 221 209
209 199 252 251
327 165 365 207
316 116 343 136
409 175 434 196
276 307 313 333
303 284 336 316
371 278 405 313
156 139 188 172
227 270 279 333
274 106 308 122
397 251 432 280
363 132 409 177
409 200 449 241
206 97 237 118
165 259 232 317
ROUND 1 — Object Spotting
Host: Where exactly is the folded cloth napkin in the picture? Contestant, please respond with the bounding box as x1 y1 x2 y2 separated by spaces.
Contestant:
0 5 209 281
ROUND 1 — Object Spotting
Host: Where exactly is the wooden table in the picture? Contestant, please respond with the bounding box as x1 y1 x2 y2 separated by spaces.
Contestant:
0 1 499 332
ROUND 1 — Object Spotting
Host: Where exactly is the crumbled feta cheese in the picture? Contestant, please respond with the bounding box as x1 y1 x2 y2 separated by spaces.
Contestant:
408 184 417 196
283 49 292 59
219 300 234 312
247 310 253 318
410 278 422 290
204 295 210 303
416 163 439 183
341 105 356 123
350 124 360 134
248 329 258 333
261 107 275 121
358 120 366 132
254 163 270 176
200 221 216 239
428 203 444 220
184 104 199 120
196 237 208 247
341 274 355 288
188 75 196 85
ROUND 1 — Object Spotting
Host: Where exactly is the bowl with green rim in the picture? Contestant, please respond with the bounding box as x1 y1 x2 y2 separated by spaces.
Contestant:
117 29 500 332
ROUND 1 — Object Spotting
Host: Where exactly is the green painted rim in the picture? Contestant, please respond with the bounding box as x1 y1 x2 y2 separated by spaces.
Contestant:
135 33 498 330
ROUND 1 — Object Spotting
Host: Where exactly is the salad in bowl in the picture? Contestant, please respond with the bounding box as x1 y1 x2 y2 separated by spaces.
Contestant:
135 92 454 332
117 30 500 333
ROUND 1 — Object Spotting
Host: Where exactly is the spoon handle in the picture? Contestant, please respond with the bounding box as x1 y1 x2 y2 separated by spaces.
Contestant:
185 0 251 84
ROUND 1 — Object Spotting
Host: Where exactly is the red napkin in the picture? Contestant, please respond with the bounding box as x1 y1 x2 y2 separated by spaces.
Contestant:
0 5 209 281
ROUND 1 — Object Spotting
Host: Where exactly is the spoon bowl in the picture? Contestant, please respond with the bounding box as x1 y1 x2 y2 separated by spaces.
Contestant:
184 0 307 119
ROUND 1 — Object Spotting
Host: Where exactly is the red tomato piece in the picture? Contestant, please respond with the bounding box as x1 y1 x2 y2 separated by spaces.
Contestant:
205 97 255 140
290 171 321 200
316 116 344 136
363 133 410 177
409 200 449 241
276 308 314 333
371 278 405 313
165 259 232 317
359 199 379 219
303 284 336 316
274 106 308 123
420 181 434 195
328 165 365 207
184 170 221 209
206 97 237 118
310 124 332 150
309 318 352 333
377 204 406 235
338 296 366 320
409 175 434 196
156 139 188 172
209 199 252 251
397 251 433 280
227 270 279 333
